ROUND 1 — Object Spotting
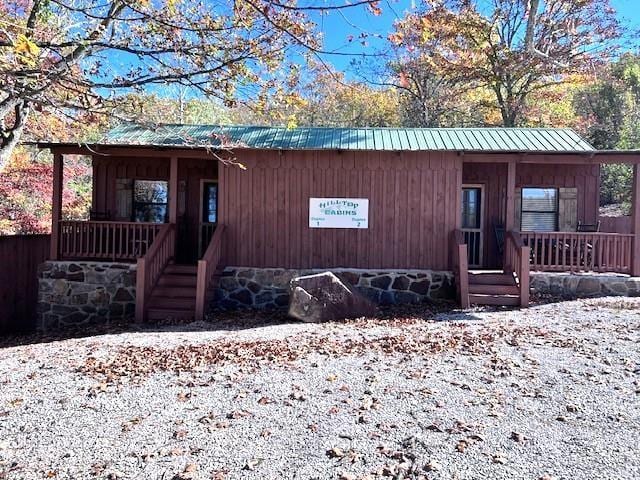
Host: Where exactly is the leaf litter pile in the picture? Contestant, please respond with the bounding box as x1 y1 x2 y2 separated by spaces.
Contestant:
80 320 549 386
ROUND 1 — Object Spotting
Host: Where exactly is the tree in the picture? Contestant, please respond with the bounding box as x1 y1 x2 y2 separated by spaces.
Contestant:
574 54 640 211
0 148 91 234
297 65 400 127
0 0 380 166
388 0 620 127
236 63 401 127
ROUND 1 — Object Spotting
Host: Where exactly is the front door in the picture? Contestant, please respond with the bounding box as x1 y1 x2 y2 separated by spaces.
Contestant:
461 186 484 267
199 180 218 257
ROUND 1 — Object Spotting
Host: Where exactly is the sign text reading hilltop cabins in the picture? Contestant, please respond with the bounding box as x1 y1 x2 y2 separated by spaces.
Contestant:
309 198 369 229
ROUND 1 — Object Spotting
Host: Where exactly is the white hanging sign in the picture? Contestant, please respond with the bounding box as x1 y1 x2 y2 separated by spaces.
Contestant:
309 198 369 229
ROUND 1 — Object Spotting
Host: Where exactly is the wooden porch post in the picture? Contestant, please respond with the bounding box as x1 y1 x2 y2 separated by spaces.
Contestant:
169 156 179 224
505 159 516 232
632 163 640 276
50 153 63 260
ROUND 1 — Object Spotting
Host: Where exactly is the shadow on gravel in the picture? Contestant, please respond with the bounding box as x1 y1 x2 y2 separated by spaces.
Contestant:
0 299 492 349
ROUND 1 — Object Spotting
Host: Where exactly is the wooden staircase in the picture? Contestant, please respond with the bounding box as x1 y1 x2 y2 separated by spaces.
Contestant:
135 224 226 323
452 229 530 309
146 263 198 321
468 270 521 307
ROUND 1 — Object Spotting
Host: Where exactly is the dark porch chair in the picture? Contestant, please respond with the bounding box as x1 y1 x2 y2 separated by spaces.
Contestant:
577 220 601 232
89 209 111 221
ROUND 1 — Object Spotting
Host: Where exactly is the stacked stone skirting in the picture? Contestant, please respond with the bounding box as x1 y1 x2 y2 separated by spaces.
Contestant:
38 261 136 331
35 262 640 331
530 272 640 298
213 268 456 310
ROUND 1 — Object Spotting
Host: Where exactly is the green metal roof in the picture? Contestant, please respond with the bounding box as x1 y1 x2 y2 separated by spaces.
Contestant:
102 124 595 152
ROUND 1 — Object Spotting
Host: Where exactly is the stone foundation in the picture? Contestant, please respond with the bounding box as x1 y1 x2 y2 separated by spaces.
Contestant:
38 261 136 331
530 272 640 298
212 268 456 310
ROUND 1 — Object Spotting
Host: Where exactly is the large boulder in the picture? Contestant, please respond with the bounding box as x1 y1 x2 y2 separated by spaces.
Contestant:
288 272 376 322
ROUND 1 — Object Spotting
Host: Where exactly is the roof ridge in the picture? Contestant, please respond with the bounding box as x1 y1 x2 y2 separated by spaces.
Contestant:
111 122 585 132
101 122 595 152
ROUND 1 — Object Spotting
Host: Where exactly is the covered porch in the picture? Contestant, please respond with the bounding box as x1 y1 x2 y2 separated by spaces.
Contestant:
47 148 226 322
453 153 640 307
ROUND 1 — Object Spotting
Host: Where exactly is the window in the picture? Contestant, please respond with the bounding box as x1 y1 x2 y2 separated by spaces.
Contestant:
202 182 218 223
462 187 482 229
521 188 558 232
133 180 168 223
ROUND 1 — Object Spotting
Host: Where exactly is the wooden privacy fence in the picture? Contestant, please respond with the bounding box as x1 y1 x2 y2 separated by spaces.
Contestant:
0 234 50 333
599 216 632 234
520 231 634 274
58 221 162 261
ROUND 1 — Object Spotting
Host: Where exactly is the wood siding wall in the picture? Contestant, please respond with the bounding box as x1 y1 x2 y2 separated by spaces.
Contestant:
92 156 217 261
0 235 50 333
462 163 508 268
517 163 600 225
463 162 600 268
219 150 463 270
92 156 170 216
177 158 218 262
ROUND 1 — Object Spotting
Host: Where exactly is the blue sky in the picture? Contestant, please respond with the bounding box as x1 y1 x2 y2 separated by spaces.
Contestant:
314 0 640 75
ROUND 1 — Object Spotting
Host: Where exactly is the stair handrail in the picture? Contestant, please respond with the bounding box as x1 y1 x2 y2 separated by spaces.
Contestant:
195 224 226 321
135 223 176 321
451 229 470 308
504 230 530 307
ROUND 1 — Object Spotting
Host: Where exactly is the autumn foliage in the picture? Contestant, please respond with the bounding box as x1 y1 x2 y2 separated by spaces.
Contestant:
0 149 91 234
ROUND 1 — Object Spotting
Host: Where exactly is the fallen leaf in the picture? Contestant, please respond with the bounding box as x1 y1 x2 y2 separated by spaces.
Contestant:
227 410 252 419
173 429 188 440
456 439 468 453
243 458 262 471
492 452 507 464
327 447 345 458
425 423 445 433
424 459 441 471
177 392 191 402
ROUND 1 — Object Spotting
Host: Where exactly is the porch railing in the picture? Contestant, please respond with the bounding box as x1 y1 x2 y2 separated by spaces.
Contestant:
195 224 225 321
135 224 176 321
198 222 217 258
504 231 530 307
520 232 634 274
451 229 470 308
58 221 162 261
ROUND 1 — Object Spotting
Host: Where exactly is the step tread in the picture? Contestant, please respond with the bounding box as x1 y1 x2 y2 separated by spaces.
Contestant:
149 296 196 308
163 264 197 275
157 275 197 287
468 273 516 286
152 286 197 297
469 284 520 295
469 293 520 306
147 308 195 321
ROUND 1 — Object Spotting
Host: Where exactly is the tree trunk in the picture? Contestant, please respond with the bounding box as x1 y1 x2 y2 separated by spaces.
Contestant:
0 101 30 170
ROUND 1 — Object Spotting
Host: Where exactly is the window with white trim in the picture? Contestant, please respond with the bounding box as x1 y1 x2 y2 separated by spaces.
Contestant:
133 180 168 223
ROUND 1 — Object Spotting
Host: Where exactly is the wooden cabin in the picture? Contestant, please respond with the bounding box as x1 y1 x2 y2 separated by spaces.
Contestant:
36 124 640 323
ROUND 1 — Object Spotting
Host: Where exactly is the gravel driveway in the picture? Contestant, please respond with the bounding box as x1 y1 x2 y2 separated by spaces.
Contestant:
0 298 639 480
